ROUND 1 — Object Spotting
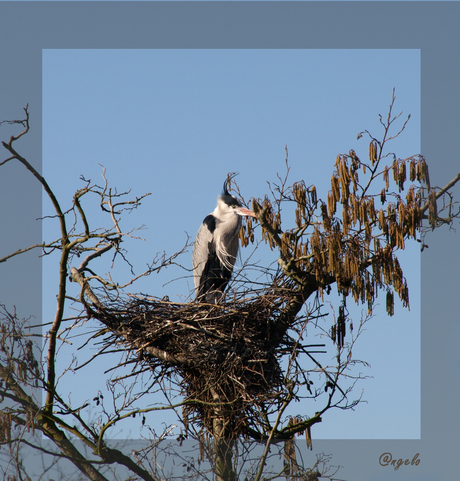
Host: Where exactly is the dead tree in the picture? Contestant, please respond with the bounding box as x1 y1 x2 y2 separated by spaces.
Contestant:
1 94 459 480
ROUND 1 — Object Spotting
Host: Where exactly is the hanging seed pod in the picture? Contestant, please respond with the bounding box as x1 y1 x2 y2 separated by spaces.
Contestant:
339 159 351 201
409 158 416 181
398 161 406 191
384 166 390 190
421 159 430 190
405 186 414 204
246 217 253 234
350 151 359 172
398 201 405 228
365 218 371 240
374 263 382 290
244 226 249 247
342 157 350 183
311 227 319 251
330 324 336 344
360 201 367 225
369 140 378 165
310 185 317 204
352 194 359 225
321 237 327 266
386 203 394 220
368 196 376 221
352 170 358 193
402 280 410 308
398 224 405 249
416 158 422 182
393 256 402 290
293 182 299 201
303 242 309 258
353 285 360 304
239 225 246 247
332 234 341 273
280 233 291 258
331 175 340 204
252 199 261 216
428 190 437 229
408 206 416 237
386 290 394 316
414 204 421 230
293 182 305 204
381 211 388 238
342 203 350 235
383 251 392 285
295 207 301 228
392 159 399 182
365 271 371 301
327 191 336 217
321 203 331 230
367 298 373 315
388 221 395 247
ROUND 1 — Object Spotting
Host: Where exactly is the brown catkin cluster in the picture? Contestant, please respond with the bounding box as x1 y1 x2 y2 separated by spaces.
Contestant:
251 152 430 315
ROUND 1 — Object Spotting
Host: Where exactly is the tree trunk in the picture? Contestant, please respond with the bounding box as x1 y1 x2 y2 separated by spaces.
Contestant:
211 388 236 481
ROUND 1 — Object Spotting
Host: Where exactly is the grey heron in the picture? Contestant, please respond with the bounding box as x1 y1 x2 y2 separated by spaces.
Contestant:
193 178 256 303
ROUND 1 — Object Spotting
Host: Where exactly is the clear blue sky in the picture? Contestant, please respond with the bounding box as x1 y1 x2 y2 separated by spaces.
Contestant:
42 49 420 440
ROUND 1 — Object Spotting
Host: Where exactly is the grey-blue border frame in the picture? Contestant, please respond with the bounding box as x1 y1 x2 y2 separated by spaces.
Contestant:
1 2 459 480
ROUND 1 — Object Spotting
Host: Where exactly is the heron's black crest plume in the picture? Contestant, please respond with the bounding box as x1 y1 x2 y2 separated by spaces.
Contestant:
222 173 240 207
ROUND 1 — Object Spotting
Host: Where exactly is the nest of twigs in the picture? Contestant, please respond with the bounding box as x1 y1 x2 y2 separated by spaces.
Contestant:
88 285 293 436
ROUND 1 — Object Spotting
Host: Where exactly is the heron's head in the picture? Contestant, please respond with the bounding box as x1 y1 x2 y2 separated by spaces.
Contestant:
218 178 256 220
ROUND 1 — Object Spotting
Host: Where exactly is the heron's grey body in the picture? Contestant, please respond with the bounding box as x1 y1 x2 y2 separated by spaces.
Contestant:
193 181 255 303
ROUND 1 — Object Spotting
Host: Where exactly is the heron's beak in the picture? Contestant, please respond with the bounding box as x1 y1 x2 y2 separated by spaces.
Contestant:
236 207 256 218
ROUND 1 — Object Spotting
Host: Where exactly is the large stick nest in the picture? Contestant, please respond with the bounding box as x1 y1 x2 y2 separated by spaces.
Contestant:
88 284 296 436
